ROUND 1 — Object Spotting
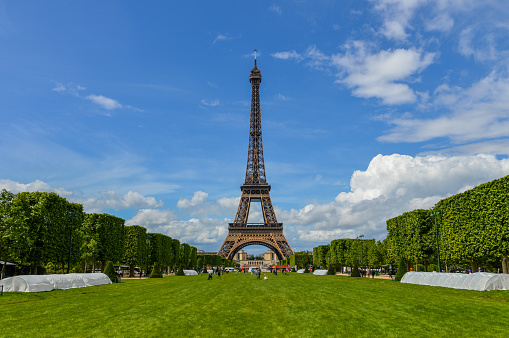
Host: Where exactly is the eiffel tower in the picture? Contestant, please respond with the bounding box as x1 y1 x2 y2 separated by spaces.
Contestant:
217 52 294 261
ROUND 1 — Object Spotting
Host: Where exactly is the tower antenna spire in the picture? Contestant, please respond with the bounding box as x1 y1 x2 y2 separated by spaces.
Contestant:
254 49 257 68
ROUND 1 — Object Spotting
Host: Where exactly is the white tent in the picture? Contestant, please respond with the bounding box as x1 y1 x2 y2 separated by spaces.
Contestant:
297 269 305 273
183 270 198 276
400 272 509 291
313 269 328 275
0 273 112 293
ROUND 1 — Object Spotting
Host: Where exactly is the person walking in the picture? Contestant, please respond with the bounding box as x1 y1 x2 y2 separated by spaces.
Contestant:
217 268 222 279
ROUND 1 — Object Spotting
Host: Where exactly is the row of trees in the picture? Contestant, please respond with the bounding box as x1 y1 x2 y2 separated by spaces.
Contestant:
386 175 509 273
196 254 237 271
278 251 313 270
305 174 509 274
0 190 198 278
308 239 387 272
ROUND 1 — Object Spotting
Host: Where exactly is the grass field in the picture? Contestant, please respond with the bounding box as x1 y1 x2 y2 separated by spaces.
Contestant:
1 272 508 337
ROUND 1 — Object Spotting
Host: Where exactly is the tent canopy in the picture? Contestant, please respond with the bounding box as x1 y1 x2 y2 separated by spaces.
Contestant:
0 273 112 293
401 272 509 291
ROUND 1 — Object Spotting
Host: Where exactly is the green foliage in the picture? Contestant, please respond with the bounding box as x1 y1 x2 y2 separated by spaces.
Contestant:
289 251 313 269
5 191 84 273
313 245 330 268
150 262 162 278
180 243 191 269
176 264 185 276
395 257 407 282
103 261 117 282
123 225 148 271
0 190 15 278
327 265 335 275
386 209 433 268
435 175 509 270
350 264 360 277
171 239 180 269
189 246 197 269
0 190 197 277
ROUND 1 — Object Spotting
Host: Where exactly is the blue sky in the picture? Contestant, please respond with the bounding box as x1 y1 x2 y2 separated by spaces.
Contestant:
2 1 509 255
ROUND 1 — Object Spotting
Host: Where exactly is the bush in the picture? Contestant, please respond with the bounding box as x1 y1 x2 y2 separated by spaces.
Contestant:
150 262 162 278
395 257 407 281
304 266 309 273
328 265 335 276
428 264 439 272
104 261 117 282
176 264 185 276
350 264 360 277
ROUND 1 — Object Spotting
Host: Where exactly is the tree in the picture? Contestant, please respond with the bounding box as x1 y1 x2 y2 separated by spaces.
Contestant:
395 256 407 281
170 238 180 271
123 225 148 277
82 213 125 272
150 262 162 278
0 190 15 279
8 192 83 274
179 243 191 269
103 261 117 282
189 246 197 270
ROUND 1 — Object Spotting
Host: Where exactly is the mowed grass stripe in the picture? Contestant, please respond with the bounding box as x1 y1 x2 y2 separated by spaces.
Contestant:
1 273 508 337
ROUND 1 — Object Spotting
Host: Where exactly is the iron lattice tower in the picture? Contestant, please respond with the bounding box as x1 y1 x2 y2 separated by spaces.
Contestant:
217 53 294 261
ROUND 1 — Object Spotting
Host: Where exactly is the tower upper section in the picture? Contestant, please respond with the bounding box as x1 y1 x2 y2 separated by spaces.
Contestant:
245 52 267 185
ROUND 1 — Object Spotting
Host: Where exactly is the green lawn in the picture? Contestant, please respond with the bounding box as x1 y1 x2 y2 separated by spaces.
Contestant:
1 272 508 337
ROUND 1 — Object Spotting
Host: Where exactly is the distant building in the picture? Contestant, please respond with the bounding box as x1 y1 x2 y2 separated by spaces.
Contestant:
234 249 278 267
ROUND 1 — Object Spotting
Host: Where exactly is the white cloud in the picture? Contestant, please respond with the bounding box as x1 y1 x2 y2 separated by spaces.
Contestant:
0 179 163 213
0 179 72 196
458 26 498 61
177 191 209 209
126 208 179 226
332 42 436 104
126 209 228 244
275 93 289 101
52 83 86 95
425 13 454 31
419 139 509 156
271 50 302 61
279 153 509 242
269 4 282 15
86 94 123 110
372 0 423 41
200 98 220 107
379 72 509 143
213 34 233 44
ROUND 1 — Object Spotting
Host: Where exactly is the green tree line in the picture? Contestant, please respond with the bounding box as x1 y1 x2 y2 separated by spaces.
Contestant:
313 175 509 274
0 190 198 278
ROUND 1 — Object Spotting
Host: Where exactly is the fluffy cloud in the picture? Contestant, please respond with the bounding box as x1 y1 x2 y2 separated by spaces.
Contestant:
279 154 509 244
79 191 164 212
332 43 435 104
372 0 423 41
177 191 209 209
273 43 434 105
0 179 163 213
126 209 228 245
0 179 72 196
379 72 509 143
